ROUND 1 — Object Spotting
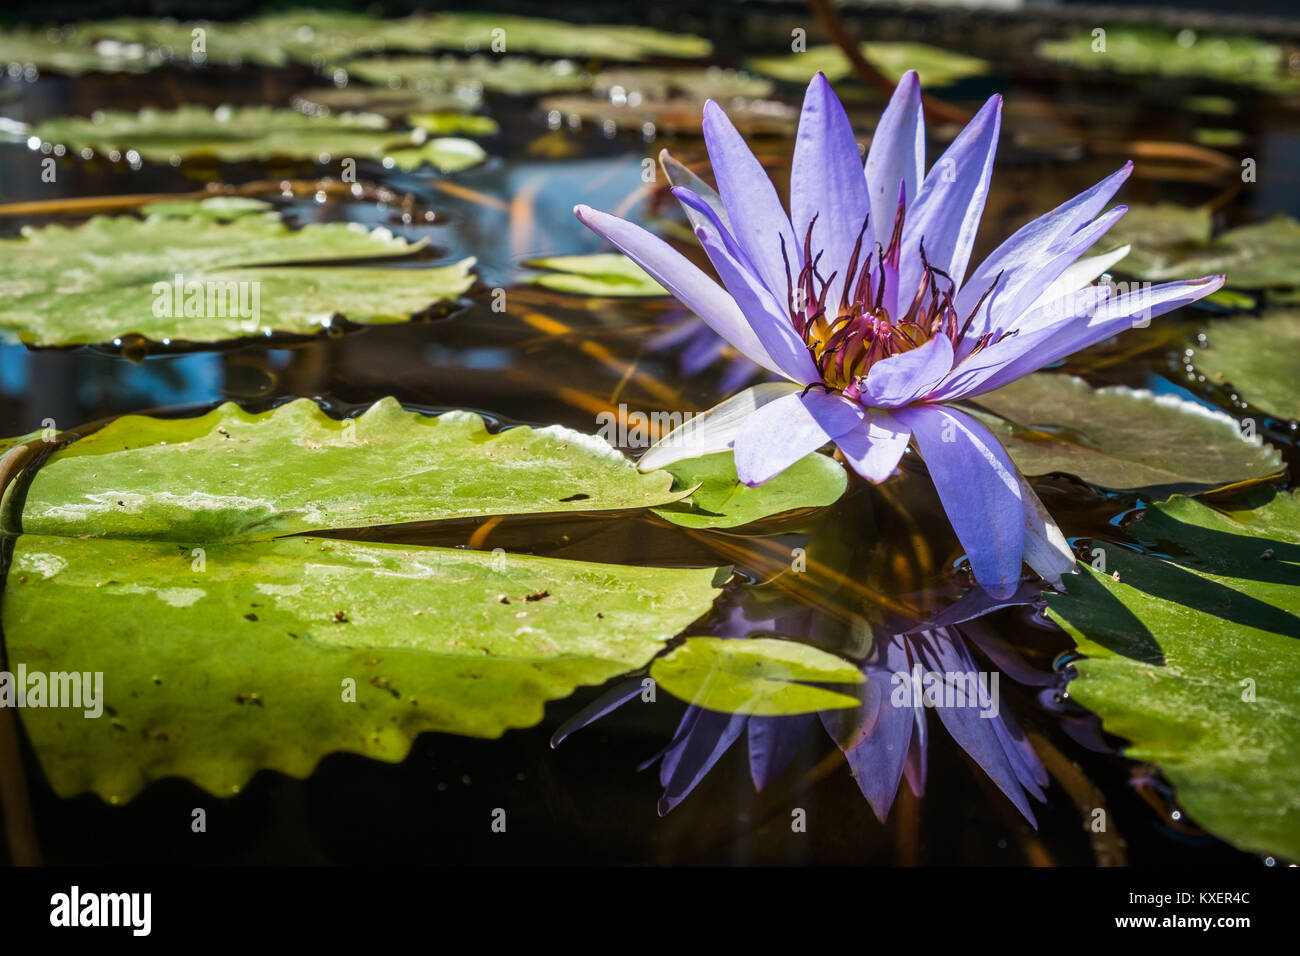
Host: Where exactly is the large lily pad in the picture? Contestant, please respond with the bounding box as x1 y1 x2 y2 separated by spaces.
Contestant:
29 105 487 171
650 637 863 716
747 42 988 88
0 199 475 346
526 253 667 297
965 374 1282 495
7 397 691 540
0 12 710 76
1 398 723 801
653 451 848 530
342 56 588 96
1192 309 1300 420
1046 490 1300 859
1036 26 1300 95
7 535 722 802
1102 205 1300 290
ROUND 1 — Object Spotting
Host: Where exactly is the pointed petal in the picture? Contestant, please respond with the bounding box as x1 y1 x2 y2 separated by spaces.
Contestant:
550 679 644 748
894 404 1025 598
637 382 800 472
790 72 871 309
658 709 748 815
1027 244 1130 312
864 70 924 252
834 408 911 482
574 204 784 375
860 332 954 407
702 100 800 301
958 204 1129 352
955 162 1133 340
901 94 1002 293
734 389 865 486
690 206 822 385
1016 472 1076 589
917 632 1039 825
937 276 1224 401
659 148 730 231
748 715 812 792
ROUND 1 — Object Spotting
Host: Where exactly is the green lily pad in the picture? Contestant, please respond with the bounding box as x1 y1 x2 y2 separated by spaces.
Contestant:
294 88 477 119
966 374 1282 495
0 199 475 346
1192 309 1300 420
1036 26 1300 95
7 535 722 802
652 451 848 529
1 397 722 801
407 113 500 136
0 12 710 76
1103 205 1300 290
7 397 692 541
29 105 487 172
747 41 988 89
1046 490 1300 860
650 637 863 716
342 56 588 96
526 253 668 297
382 136 487 173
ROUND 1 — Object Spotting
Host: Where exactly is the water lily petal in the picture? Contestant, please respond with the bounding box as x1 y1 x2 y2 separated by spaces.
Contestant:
748 715 813 792
702 100 800 301
955 162 1133 347
734 389 865 486
937 276 1224 401
894 404 1025 598
916 631 1040 824
659 148 730 231
1027 244 1130 311
821 637 915 821
834 409 911 482
573 204 783 375
859 332 954 407
637 382 801 472
1016 471 1077 589
690 205 822 385
901 94 1002 294
791 72 872 310
658 707 748 815
864 70 924 252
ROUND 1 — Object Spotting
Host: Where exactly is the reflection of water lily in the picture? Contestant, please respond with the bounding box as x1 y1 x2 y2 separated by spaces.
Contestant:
554 609 1054 824
575 72 1224 597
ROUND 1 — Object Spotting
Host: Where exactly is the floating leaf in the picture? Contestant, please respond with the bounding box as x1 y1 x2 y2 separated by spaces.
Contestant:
407 113 500 136
747 42 988 88
1046 490 1300 859
8 398 692 540
343 56 587 96
652 451 848 529
537 93 798 137
7 535 722 802
1192 309 1300 420
591 67 774 102
1 398 722 801
1103 205 1300 289
1037 26 1300 94
0 12 710 76
294 87 475 118
526 253 667 297
966 374 1282 495
650 637 863 716
0 199 475 346
383 137 487 173
30 105 485 171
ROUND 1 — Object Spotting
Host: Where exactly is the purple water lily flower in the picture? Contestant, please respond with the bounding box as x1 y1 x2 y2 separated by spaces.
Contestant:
574 72 1225 598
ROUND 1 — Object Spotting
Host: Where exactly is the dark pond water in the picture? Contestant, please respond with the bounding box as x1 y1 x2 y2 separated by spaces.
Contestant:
0 5 1295 865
